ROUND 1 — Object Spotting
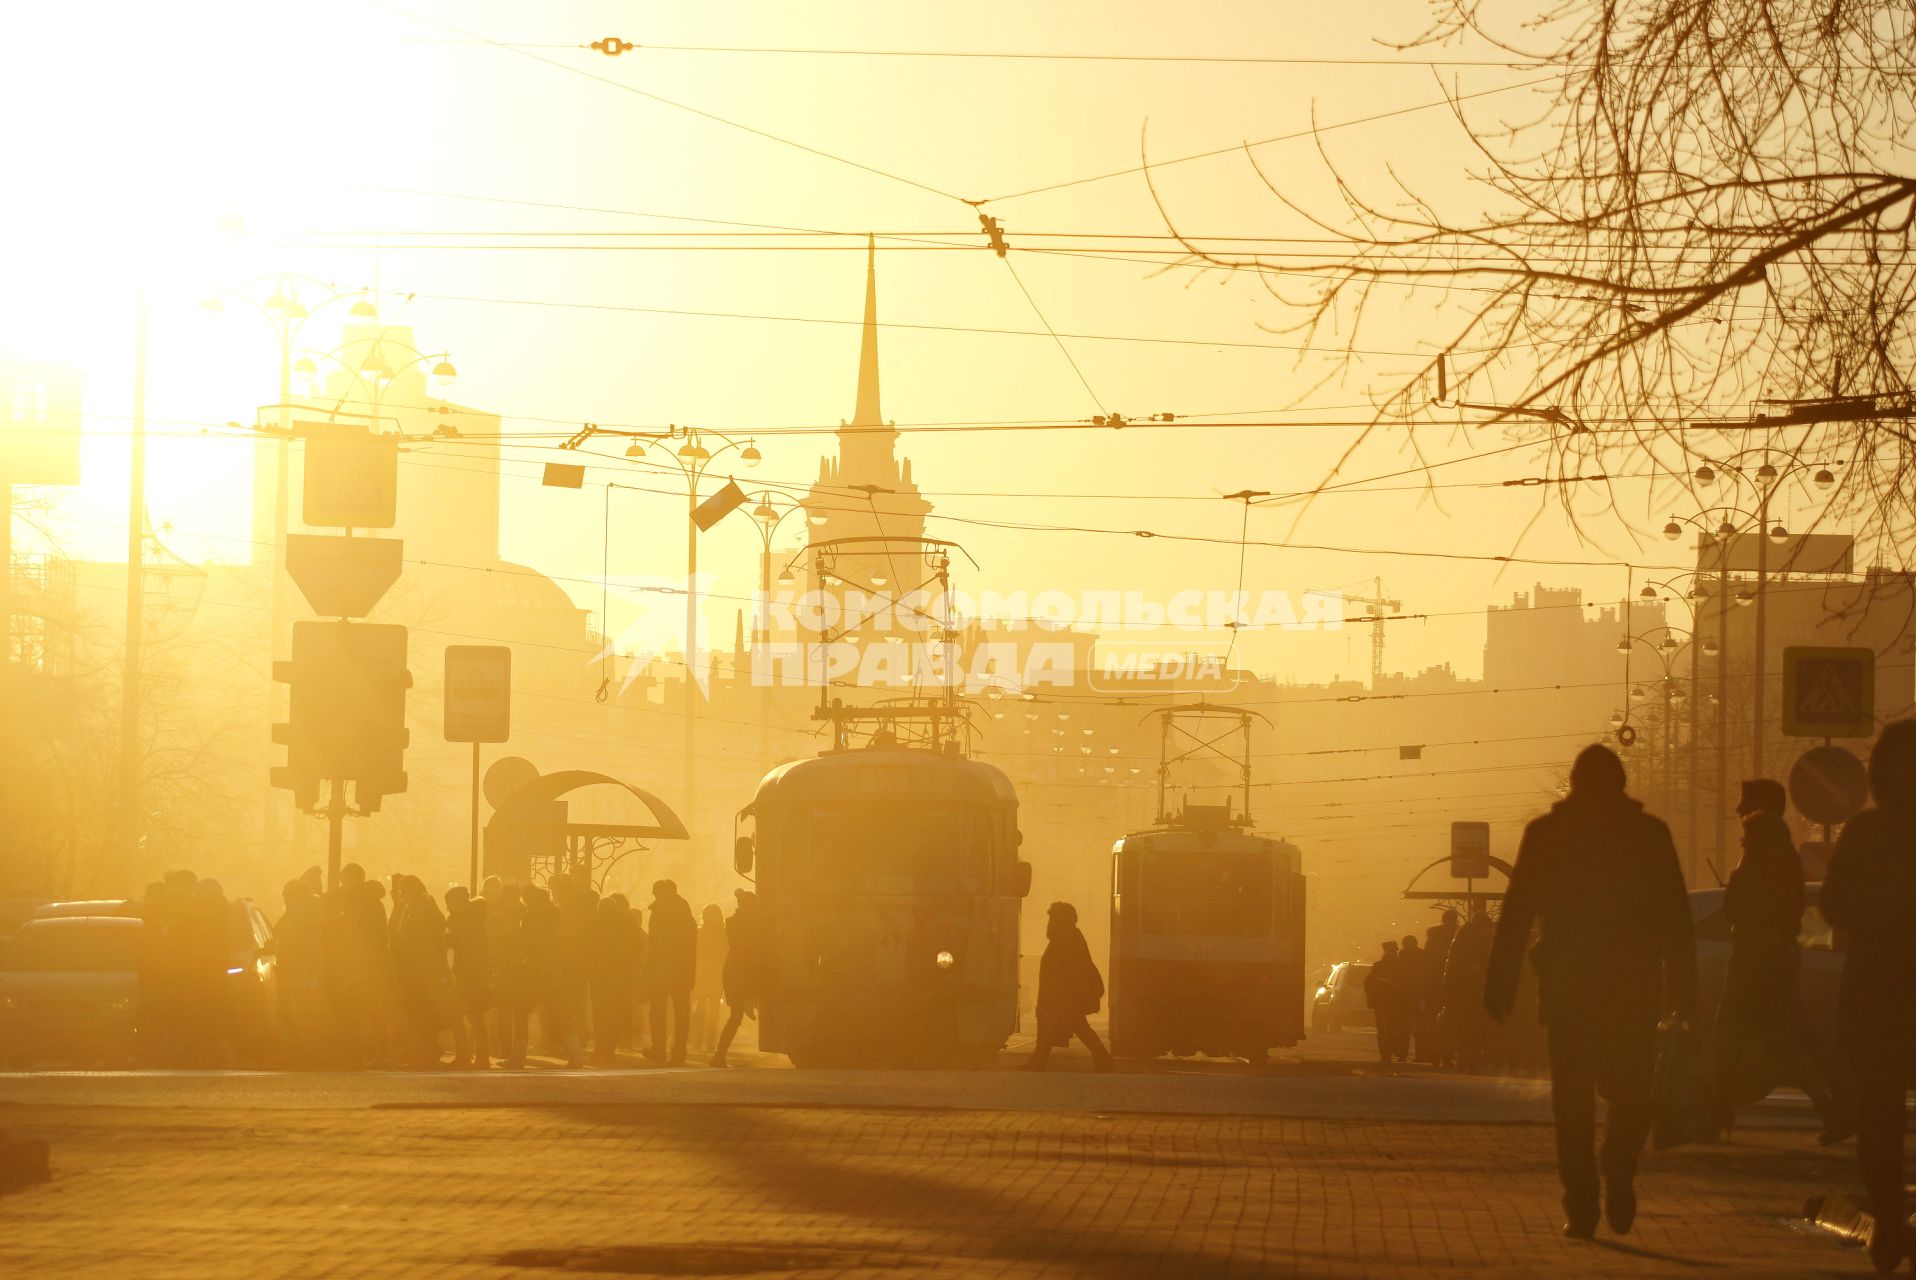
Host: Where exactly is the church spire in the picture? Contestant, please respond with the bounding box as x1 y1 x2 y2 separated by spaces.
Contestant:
852 234 882 426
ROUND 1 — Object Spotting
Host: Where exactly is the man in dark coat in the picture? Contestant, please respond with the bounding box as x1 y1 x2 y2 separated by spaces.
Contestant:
1819 720 1916 1274
444 886 493 1069
711 890 769 1068
1023 902 1113 1071
643 880 698 1067
1712 779 1849 1140
520 885 581 1068
1486 744 1694 1240
1396 934 1427 1064
1364 940 1402 1064
1443 910 1494 1072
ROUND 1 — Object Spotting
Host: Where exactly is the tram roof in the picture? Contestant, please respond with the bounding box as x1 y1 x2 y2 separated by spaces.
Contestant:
1117 825 1301 856
749 747 1019 809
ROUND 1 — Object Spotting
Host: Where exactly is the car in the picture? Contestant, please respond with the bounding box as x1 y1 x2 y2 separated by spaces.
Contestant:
32 899 136 921
0 897 53 948
27 896 279 1063
1311 961 1375 1033
0 916 144 1068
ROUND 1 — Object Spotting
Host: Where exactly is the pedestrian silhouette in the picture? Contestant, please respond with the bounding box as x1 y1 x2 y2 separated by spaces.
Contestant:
643 880 697 1067
1485 744 1695 1239
488 884 530 1068
445 885 493 1070
1364 939 1402 1063
711 889 767 1068
1712 779 1850 1141
589 894 641 1066
1023 902 1113 1072
519 884 581 1068
1818 720 1916 1273
1443 910 1494 1072
1397 934 1426 1064
692 903 728 1054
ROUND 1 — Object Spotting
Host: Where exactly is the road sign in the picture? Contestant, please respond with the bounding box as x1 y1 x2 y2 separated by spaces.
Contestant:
1782 646 1876 738
285 534 402 619
444 645 512 743
1789 744 1871 825
1450 820 1490 880
693 479 749 531
301 423 398 529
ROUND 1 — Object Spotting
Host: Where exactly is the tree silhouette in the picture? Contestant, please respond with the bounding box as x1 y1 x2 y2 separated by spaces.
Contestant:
1159 0 1916 553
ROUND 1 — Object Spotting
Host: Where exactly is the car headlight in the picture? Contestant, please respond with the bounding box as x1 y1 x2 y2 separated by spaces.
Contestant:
0 991 18 1012
934 949 956 971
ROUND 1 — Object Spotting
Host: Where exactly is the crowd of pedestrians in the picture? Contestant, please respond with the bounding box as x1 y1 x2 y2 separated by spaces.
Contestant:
1360 906 1541 1074
242 868 767 1070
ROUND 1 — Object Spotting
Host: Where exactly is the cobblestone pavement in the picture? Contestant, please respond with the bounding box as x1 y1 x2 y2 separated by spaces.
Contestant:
0 1085 1871 1279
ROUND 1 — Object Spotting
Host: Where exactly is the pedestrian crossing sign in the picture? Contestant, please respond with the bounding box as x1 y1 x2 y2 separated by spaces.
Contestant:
1782 646 1875 738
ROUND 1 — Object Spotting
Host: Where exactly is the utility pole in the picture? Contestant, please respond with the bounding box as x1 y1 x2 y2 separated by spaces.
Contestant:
118 285 149 876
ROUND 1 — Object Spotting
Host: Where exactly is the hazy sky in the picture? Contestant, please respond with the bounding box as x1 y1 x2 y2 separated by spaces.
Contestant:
2 0 1797 685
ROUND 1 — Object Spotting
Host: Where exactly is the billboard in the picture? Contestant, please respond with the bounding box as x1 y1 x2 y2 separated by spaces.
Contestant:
1696 532 1853 577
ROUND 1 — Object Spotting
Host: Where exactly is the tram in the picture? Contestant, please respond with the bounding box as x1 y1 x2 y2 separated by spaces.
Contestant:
734 738 1031 1068
1107 706 1307 1062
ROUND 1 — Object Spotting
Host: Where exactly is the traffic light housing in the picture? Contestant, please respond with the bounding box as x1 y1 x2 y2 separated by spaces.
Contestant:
271 621 412 810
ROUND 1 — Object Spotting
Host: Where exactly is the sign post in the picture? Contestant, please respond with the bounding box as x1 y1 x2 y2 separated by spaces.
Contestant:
444 645 512 889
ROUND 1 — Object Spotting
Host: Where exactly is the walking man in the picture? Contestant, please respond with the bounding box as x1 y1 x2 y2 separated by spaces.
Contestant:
643 880 698 1067
1023 902 1113 1072
1819 720 1916 1274
711 890 768 1068
1364 940 1401 1064
1486 744 1694 1240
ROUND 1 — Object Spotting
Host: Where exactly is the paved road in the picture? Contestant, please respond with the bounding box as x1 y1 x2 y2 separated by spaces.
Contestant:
0 1039 1869 1278
0 1030 1825 1129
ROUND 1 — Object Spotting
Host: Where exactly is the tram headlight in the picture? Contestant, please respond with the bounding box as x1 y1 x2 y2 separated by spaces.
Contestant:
935 949 956 971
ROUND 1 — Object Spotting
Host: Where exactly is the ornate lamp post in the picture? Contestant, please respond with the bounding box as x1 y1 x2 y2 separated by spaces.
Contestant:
622 427 761 837
1682 451 1839 777
1617 623 1701 878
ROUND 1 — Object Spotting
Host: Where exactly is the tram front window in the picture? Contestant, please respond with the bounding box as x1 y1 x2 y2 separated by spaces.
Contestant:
803 806 990 895
1141 849 1273 937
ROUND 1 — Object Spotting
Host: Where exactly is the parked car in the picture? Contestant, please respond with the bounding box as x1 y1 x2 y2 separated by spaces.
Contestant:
0 897 54 948
0 916 143 1068
32 899 137 921
25 896 279 1063
1311 961 1375 1032
1688 883 1842 1101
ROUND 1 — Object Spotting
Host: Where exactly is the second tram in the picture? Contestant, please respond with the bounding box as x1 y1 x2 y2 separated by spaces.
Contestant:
1108 803 1307 1062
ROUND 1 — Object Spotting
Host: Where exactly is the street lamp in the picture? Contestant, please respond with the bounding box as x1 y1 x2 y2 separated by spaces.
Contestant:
1684 449 1844 778
297 338 457 419
1618 623 1697 864
622 426 761 833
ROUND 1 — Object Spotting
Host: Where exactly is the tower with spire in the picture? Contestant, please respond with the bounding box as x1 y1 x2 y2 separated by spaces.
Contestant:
802 239 933 627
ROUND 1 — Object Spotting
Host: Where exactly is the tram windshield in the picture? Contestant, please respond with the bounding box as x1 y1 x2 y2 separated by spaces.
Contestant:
1140 847 1274 937
800 804 992 895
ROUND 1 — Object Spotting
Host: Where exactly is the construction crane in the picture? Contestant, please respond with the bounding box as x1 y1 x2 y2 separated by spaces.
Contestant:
1346 577 1403 686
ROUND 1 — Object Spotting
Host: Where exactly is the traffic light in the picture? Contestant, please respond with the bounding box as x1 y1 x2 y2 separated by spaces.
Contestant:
271 621 412 810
